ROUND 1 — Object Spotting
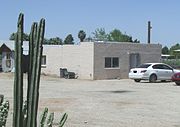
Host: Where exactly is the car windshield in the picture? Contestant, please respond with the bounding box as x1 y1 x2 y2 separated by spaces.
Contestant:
137 64 151 68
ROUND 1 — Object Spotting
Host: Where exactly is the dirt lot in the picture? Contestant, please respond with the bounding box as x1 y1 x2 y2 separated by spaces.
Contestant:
1 73 180 127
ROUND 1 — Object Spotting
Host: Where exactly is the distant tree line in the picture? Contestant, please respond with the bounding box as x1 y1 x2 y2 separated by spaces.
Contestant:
91 28 140 43
9 32 74 45
162 43 180 56
9 28 140 45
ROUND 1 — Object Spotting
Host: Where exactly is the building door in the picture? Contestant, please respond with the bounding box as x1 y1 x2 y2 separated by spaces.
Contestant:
129 53 140 70
5 52 11 69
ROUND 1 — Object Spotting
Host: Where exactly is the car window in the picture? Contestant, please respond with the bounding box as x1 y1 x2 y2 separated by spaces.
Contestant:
161 65 172 70
137 64 151 68
152 64 172 70
152 64 163 69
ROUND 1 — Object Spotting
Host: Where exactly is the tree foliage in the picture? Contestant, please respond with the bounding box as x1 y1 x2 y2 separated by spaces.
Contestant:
92 28 140 43
48 37 63 45
169 43 180 58
9 32 29 41
64 34 74 44
161 44 180 59
109 29 133 42
78 30 86 42
162 46 169 54
92 28 109 41
169 43 180 53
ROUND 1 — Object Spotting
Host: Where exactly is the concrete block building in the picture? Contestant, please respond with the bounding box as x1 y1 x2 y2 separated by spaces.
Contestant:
41 42 162 79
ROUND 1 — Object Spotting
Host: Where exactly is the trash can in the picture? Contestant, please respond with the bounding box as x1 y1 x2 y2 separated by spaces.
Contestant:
60 68 64 78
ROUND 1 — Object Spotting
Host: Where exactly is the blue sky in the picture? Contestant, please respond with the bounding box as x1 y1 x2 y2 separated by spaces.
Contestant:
0 0 180 47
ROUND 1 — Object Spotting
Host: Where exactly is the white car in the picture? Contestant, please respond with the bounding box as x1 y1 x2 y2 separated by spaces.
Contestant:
129 63 180 82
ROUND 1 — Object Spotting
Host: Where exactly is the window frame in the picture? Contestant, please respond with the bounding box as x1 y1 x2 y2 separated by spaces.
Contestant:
104 57 119 69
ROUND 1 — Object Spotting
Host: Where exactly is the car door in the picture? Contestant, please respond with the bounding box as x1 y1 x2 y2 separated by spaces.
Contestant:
152 64 166 79
161 64 174 80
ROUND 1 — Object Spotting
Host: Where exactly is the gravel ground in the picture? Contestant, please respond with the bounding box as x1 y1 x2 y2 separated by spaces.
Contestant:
0 73 180 127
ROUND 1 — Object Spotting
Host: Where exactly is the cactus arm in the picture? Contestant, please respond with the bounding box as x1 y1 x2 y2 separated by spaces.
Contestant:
58 113 68 127
46 112 54 127
13 13 24 127
27 18 45 127
32 18 45 127
26 22 38 127
28 22 38 97
39 107 48 127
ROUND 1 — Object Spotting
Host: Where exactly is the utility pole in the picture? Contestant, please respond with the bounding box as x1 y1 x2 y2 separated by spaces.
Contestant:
147 21 152 44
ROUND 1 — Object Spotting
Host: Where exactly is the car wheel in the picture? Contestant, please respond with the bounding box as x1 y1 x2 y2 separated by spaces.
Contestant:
149 74 157 83
134 79 141 82
175 82 180 86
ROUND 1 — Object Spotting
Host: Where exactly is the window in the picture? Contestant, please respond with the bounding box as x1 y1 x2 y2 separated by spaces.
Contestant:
152 64 172 70
161 65 172 70
41 55 46 66
152 64 163 69
137 64 151 68
6 52 11 68
105 57 119 68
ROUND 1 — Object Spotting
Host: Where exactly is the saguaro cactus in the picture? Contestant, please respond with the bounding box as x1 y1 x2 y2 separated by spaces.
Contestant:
13 13 45 127
13 13 67 127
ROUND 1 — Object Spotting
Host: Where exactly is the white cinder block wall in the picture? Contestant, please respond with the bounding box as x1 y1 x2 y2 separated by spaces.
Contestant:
41 43 94 79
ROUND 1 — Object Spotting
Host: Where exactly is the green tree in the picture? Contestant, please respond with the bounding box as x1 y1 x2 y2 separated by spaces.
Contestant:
162 46 169 54
9 32 29 41
169 43 180 58
9 33 16 40
109 29 133 42
169 43 180 54
92 28 109 41
49 37 63 45
64 34 74 44
78 30 86 42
